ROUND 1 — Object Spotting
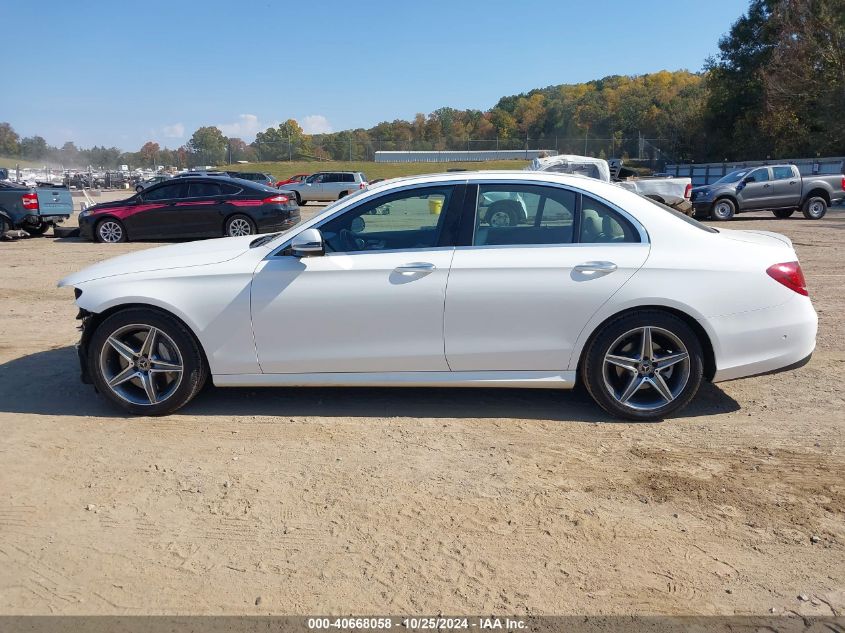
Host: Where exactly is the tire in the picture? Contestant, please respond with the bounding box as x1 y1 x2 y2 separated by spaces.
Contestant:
95 218 127 243
581 310 704 421
486 201 521 227
0 215 11 234
88 307 208 416
224 214 256 237
772 209 795 219
710 198 736 221
294 192 306 206
802 196 827 220
25 222 49 236
338 191 348 200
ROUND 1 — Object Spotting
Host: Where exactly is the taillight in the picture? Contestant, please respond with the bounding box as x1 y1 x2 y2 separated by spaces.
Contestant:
263 194 289 204
22 192 39 211
684 183 692 200
359 182 367 189
766 261 808 296
841 176 844 191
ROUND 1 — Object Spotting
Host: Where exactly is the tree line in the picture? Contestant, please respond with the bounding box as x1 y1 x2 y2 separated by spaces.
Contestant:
1 0 841 170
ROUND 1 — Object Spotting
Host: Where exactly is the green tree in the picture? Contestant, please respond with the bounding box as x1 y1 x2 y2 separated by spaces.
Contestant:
0 122 20 156
20 135 48 160
188 126 228 165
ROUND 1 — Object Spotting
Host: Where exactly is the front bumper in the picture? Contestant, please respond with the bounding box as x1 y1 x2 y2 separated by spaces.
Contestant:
78 217 95 240
692 200 714 216
706 295 818 382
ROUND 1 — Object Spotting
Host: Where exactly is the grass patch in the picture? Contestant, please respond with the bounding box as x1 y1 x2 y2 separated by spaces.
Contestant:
0 156 42 169
221 160 530 181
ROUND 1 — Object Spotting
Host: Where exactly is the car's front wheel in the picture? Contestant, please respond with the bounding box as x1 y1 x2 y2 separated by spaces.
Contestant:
710 198 736 221
88 308 208 415
95 218 127 243
581 311 704 421
224 214 256 237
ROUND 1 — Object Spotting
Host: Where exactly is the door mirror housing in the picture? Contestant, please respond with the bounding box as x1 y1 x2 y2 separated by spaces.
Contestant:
290 228 324 257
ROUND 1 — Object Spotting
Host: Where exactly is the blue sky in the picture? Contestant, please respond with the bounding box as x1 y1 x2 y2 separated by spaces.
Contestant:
2 0 749 151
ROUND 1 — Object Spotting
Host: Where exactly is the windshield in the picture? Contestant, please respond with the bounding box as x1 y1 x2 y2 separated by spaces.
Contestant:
713 170 748 185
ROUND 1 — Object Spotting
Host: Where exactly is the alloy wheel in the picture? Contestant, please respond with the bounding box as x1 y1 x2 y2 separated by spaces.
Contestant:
602 326 691 412
99 324 184 406
228 218 252 237
489 210 512 227
99 221 123 242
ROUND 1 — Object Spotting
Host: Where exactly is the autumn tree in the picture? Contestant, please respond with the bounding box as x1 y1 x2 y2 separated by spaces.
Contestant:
139 141 160 166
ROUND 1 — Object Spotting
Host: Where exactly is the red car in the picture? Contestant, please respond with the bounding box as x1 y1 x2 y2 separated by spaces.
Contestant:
276 173 309 187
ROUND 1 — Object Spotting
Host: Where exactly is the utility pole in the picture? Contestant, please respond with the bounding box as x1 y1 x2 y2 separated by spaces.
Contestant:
349 135 352 162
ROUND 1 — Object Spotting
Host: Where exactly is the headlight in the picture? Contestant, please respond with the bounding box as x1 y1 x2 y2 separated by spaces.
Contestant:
79 208 92 218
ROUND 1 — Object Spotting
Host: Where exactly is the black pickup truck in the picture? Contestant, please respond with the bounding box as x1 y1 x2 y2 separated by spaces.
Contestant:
690 163 845 220
0 181 74 235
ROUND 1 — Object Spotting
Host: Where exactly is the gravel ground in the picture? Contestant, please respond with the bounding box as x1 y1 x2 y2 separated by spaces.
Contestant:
0 205 842 616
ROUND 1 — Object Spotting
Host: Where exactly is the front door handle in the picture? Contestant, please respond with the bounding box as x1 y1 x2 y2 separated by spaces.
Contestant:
394 262 436 273
574 261 617 273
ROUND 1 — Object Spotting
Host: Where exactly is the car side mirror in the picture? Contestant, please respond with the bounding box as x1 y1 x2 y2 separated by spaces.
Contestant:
290 228 324 257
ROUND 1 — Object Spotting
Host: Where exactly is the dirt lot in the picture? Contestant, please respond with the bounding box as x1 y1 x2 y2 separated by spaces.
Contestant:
0 203 842 616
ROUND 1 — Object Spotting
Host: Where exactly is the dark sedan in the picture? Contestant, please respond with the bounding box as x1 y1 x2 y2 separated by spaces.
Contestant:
78 177 300 243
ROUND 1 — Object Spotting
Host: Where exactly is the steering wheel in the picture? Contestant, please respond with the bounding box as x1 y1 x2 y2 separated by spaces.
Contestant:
340 229 365 252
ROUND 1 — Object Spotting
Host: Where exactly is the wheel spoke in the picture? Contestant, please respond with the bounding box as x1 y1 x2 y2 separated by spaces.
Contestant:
108 364 139 387
640 327 654 361
139 327 158 357
649 373 674 402
619 375 645 403
605 354 639 372
150 358 182 373
107 336 138 361
139 371 158 404
656 351 689 370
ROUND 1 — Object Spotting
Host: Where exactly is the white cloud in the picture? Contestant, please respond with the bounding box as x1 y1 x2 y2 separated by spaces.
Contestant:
299 114 333 134
162 123 185 138
216 114 277 140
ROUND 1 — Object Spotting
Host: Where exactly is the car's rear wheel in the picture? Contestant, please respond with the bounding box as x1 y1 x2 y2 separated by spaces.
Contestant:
802 196 827 220
338 191 348 200
773 209 795 219
711 198 736 221
0 215 9 234
26 222 49 236
295 192 306 206
95 218 127 243
88 308 208 415
225 214 256 237
582 311 704 421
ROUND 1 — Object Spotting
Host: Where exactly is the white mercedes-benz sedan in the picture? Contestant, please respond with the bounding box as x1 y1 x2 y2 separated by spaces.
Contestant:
59 171 817 420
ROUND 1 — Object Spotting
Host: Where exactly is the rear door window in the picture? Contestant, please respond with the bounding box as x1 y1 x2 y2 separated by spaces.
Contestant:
579 196 639 243
772 166 794 180
221 183 242 195
187 182 222 198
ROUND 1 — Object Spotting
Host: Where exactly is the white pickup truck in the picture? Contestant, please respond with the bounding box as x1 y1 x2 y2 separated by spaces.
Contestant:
527 155 692 213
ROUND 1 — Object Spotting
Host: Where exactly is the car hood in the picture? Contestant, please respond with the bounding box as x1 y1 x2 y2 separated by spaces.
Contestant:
58 235 257 287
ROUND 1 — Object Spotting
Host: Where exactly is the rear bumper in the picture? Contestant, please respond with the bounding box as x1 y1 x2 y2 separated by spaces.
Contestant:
706 295 818 382
256 214 300 233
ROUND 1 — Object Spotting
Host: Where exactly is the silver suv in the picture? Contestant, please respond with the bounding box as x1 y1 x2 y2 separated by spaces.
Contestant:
285 171 368 205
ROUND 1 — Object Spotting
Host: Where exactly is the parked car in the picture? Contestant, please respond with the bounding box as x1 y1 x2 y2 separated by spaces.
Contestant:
283 171 368 205
691 164 845 220
0 181 74 235
135 175 172 192
225 171 277 188
60 171 816 420
77 176 300 243
276 174 309 187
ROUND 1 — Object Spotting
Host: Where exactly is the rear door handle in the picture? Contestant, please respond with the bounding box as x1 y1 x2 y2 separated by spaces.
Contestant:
574 261 617 273
394 262 436 273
